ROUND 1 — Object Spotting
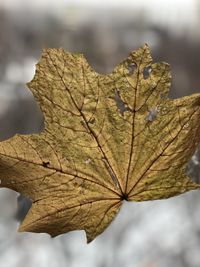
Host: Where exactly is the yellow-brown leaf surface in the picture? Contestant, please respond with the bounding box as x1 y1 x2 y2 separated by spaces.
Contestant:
0 45 200 242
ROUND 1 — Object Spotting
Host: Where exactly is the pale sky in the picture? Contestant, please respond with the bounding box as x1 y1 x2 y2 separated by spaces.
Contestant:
0 0 197 8
0 0 198 32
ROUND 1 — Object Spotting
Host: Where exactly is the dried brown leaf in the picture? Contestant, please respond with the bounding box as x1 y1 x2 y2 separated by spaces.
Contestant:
0 45 200 242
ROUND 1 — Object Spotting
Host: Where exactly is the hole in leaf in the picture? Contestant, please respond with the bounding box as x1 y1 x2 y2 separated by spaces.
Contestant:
113 90 132 116
146 107 158 122
128 63 137 75
143 66 152 80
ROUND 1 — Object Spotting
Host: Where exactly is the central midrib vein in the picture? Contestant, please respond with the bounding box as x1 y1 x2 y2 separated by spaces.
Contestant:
124 51 145 194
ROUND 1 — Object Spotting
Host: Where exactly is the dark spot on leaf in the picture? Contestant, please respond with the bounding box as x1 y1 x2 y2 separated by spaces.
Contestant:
43 161 50 167
89 118 95 124
143 66 152 80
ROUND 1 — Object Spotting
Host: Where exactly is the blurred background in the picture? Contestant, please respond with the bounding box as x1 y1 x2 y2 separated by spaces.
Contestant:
0 0 200 266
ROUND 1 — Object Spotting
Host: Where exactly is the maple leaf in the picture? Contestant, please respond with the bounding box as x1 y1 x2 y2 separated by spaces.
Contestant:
0 44 200 243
